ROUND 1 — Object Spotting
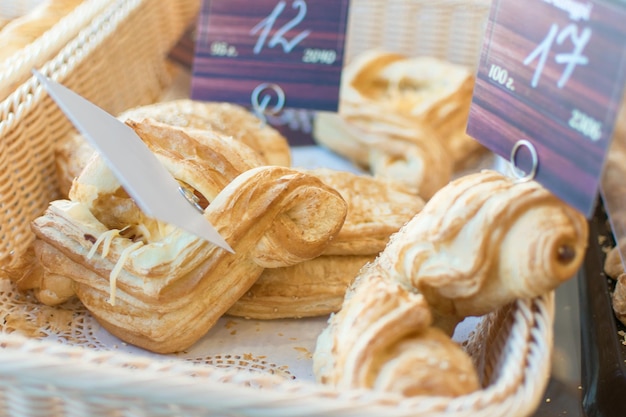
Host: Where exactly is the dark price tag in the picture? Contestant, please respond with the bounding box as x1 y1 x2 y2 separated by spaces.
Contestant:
467 0 626 217
190 0 350 116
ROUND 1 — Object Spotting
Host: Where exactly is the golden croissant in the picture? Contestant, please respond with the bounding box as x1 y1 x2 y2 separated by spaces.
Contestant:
25 120 347 353
314 169 588 397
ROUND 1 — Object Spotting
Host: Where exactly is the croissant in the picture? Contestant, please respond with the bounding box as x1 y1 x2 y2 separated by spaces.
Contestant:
228 169 425 319
55 99 291 196
314 169 588 396
26 120 347 353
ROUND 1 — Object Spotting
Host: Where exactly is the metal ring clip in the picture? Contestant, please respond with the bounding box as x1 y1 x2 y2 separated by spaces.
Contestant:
178 186 205 214
251 83 286 126
509 139 538 183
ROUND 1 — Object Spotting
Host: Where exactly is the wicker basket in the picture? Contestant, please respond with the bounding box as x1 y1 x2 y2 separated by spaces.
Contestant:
0 0 115 104
344 0 490 67
0 1 558 416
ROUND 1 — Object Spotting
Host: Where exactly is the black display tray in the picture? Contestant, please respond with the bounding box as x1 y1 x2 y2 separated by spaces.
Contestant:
580 203 626 417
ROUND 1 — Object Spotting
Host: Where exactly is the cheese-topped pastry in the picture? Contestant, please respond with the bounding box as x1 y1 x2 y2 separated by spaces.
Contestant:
24 120 347 353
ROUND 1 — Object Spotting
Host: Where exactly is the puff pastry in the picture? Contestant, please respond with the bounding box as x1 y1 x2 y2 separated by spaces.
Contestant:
25 120 347 353
227 254 373 319
314 169 588 397
314 274 480 397
228 169 425 319
314 51 484 199
55 99 291 196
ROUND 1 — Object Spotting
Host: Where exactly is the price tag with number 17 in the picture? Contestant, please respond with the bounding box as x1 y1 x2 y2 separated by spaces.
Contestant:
467 0 626 217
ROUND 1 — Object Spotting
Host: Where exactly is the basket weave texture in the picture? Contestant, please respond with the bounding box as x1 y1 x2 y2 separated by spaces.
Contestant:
0 0 201 269
0 1 557 416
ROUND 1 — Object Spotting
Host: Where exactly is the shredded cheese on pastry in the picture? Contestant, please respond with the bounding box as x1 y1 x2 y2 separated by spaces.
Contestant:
86 226 143 306
87 226 129 259
108 241 143 306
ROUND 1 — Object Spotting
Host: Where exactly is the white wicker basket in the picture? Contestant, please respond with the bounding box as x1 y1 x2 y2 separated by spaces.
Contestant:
0 1 560 416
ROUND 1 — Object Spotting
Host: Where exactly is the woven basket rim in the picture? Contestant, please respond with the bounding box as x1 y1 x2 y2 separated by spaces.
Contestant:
0 294 554 416
0 0 113 106
0 0 139 132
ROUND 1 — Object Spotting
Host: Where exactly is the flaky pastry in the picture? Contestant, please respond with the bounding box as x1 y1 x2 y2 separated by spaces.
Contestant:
228 255 373 319
314 274 480 397
56 99 291 196
315 111 451 199
228 169 425 319
23 120 347 353
314 50 485 200
314 169 588 397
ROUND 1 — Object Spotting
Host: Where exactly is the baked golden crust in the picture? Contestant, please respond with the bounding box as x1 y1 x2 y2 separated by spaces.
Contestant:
28 120 347 353
313 274 480 397
55 99 291 196
314 50 484 200
313 169 588 397
378 170 588 328
227 168 424 319
315 111 452 199
119 100 291 167
227 254 374 319
304 168 424 256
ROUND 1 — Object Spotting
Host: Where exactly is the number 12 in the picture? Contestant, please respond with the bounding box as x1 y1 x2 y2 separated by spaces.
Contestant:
251 0 312 55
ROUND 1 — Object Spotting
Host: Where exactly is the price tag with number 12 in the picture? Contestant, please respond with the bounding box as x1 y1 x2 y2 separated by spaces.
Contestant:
467 0 626 217
191 0 350 126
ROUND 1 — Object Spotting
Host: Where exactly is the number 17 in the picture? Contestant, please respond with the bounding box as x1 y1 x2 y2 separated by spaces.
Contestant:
523 23 591 89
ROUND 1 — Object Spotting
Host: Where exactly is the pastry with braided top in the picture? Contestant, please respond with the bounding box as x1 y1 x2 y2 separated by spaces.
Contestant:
228 169 424 319
24 120 347 353
314 169 588 397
